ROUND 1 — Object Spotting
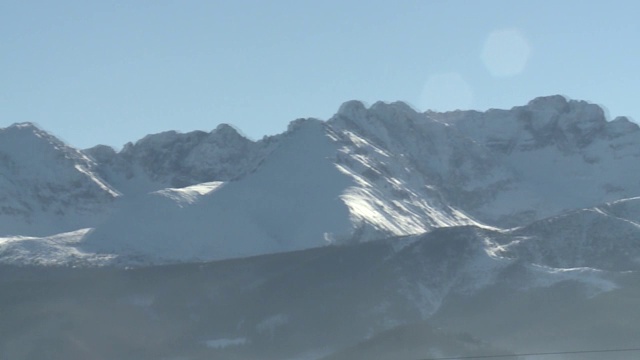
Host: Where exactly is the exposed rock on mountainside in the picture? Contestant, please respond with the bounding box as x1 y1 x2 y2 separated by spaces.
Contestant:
85 123 276 194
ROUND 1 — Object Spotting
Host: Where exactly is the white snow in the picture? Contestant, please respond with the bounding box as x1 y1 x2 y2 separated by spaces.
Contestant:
0 228 115 266
527 264 617 295
203 338 248 349
74 164 121 198
153 181 225 206
256 314 289 336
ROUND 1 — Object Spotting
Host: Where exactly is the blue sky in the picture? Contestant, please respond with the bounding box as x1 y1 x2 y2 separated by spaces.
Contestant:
1 0 638 149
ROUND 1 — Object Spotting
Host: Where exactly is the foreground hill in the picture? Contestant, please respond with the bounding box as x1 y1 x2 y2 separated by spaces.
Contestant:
1 226 637 359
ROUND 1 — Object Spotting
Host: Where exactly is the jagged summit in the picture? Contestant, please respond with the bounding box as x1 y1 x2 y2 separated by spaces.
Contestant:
336 100 422 122
286 117 325 133
3 121 51 134
212 123 247 139
2 121 67 149
334 95 615 136
523 95 608 125
607 116 639 137
370 100 419 114
337 99 368 117
0 121 103 178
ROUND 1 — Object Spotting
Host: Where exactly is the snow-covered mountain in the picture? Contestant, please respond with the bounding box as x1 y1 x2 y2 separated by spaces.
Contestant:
2 95 640 359
1 95 640 265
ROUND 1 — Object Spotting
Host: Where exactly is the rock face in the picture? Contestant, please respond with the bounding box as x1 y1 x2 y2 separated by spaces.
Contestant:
84 123 274 194
1 95 640 264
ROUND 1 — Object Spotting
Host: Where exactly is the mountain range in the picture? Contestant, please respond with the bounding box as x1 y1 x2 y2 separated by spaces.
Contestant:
2 94 640 265
1 95 640 359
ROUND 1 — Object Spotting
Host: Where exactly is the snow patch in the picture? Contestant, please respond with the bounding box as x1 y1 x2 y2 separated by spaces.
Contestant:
256 314 289 336
527 264 617 295
0 228 116 266
203 338 248 349
153 181 225 206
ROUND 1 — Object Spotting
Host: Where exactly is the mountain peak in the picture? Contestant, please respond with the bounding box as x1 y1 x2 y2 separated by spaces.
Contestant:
286 118 324 133
213 123 238 133
523 95 606 122
526 95 569 111
370 100 417 113
8 121 40 130
336 100 420 120
367 101 422 122
337 100 368 118
1 121 72 154
212 123 247 140
2 122 51 139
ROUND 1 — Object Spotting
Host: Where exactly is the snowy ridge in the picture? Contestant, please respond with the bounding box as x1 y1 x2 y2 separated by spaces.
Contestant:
504 197 640 271
429 95 640 225
85 123 277 194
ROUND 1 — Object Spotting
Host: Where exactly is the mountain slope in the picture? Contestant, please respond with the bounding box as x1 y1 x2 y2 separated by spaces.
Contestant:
504 197 640 271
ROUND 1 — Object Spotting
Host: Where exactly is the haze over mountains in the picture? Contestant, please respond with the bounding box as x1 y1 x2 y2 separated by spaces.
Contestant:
1 95 640 359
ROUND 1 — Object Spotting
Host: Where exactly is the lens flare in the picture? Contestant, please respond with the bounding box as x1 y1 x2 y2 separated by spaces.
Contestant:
482 28 531 77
